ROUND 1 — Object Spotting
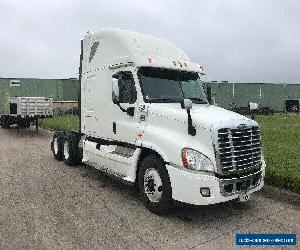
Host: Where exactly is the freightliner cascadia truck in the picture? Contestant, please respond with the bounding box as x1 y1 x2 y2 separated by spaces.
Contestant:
51 28 265 213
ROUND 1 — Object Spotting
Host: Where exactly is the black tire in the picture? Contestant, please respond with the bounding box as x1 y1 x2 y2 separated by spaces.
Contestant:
2 117 6 129
51 131 64 161
24 120 31 128
63 132 80 166
138 154 173 214
6 118 11 129
2 117 10 129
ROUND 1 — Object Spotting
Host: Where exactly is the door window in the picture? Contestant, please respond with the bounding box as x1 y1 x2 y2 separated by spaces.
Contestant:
114 71 137 104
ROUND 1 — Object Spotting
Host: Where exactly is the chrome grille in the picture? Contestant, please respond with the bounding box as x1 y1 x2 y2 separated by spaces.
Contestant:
217 126 262 173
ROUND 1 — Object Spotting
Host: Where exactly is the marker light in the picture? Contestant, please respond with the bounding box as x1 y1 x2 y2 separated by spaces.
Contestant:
148 57 152 63
184 62 188 67
178 61 183 67
172 60 177 66
198 64 204 71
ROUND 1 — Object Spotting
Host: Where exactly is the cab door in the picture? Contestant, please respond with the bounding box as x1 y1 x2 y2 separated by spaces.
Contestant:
111 70 140 144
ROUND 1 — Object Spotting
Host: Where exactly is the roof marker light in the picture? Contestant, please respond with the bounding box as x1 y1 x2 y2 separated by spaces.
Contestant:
172 60 177 66
148 57 152 63
178 61 183 67
184 62 188 67
199 64 204 71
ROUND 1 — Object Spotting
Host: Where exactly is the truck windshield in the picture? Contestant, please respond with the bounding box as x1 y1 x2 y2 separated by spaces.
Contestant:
138 67 208 104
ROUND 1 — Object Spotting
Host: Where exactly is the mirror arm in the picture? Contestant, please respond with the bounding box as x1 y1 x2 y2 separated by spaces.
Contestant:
187 109 196 136
116 103 127 112
116 103 135 117
181 98 196 136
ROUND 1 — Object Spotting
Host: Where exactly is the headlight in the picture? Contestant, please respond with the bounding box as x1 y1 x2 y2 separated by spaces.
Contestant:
181 148 214 172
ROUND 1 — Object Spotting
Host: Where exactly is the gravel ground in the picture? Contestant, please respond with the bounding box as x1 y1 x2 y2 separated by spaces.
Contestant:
0 127 299 249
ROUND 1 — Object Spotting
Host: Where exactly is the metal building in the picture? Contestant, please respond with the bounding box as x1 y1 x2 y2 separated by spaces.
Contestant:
1 77 299 113
205 82 300 112
0 78 78 113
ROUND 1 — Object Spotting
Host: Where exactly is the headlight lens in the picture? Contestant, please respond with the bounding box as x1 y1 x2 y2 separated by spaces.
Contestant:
181 148 214 172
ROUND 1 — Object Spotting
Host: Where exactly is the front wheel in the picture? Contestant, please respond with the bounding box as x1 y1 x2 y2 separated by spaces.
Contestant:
138 155 173 214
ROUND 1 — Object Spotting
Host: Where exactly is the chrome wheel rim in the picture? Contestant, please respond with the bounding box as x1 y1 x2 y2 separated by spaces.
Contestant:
144 168 163 202
53 138 58 154
64 141 69 160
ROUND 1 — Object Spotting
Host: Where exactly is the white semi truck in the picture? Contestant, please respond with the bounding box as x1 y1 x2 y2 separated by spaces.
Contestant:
51 28 265 213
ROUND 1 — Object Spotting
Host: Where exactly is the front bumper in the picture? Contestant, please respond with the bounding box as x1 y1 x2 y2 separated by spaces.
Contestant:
166 161 265 206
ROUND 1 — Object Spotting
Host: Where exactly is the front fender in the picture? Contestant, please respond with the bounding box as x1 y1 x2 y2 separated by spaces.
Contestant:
140 122 216 169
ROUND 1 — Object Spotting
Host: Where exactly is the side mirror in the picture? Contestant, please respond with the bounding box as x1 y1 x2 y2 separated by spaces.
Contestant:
112 78 119 103
183 99 193 110
249 102 258 111
206 86 212 104
182 98 196 136
126 107 135 117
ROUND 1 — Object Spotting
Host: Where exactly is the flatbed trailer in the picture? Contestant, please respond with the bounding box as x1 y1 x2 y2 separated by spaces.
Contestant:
0 97 53 131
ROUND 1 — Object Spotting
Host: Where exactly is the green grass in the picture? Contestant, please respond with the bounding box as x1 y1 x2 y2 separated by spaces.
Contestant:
255 115 300 194
39 115 79 132
40 114 300 193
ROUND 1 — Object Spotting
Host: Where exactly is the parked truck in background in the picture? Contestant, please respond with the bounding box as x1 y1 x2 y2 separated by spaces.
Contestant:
51 28 265 213
0 97 53 130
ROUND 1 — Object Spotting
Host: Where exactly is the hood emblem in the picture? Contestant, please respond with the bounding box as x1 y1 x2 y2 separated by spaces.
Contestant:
237 124 247 129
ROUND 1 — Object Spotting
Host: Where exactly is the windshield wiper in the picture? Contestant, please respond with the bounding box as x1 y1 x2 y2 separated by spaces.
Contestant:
187 98 208 104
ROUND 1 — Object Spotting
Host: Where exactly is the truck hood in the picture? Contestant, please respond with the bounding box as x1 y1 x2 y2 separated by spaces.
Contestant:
147 103 253 130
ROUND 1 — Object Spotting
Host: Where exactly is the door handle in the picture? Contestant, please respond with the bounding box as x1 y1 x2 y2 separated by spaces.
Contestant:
113 122 116 134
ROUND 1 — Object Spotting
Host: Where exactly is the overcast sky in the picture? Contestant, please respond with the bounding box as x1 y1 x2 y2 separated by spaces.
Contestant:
0 0 299 83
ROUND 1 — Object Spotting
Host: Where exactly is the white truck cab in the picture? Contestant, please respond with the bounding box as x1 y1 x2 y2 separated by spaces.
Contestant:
51 28 265 213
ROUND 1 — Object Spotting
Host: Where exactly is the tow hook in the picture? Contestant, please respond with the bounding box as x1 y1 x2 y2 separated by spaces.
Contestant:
238 193 250 202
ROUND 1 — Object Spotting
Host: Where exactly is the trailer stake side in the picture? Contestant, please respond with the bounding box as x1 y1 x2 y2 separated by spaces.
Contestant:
0 97 53 131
